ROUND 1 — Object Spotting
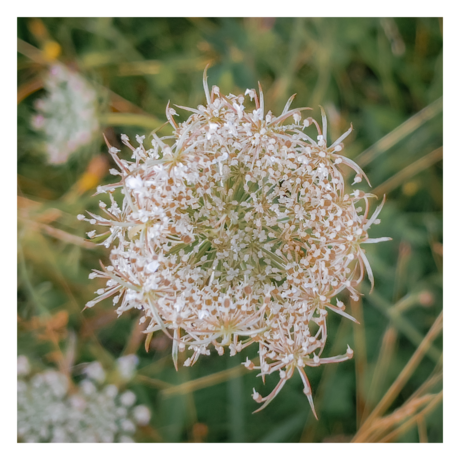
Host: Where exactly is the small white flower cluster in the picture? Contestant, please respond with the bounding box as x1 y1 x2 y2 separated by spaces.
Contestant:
31 63 100 164
82 70 390 416
17 356 150 443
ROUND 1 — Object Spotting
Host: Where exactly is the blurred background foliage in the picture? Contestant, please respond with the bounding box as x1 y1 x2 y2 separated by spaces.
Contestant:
17 17 442 443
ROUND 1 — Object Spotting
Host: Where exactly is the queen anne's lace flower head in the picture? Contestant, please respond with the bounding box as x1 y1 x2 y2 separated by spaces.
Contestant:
82 69 390 416
17 356 150 443
32 64 100 164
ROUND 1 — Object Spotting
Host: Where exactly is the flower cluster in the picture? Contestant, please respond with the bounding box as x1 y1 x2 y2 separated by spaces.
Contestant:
17 355 150 443
32 63 100 164
82 70 390 416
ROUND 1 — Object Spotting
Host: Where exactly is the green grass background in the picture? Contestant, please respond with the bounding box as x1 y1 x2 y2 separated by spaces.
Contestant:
17 17 442 443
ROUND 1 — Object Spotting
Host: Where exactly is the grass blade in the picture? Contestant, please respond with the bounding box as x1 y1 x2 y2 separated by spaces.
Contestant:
100 113 162 130
162 364 248 397
373 146 443 196
355 97 442 168
353 310 442 441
